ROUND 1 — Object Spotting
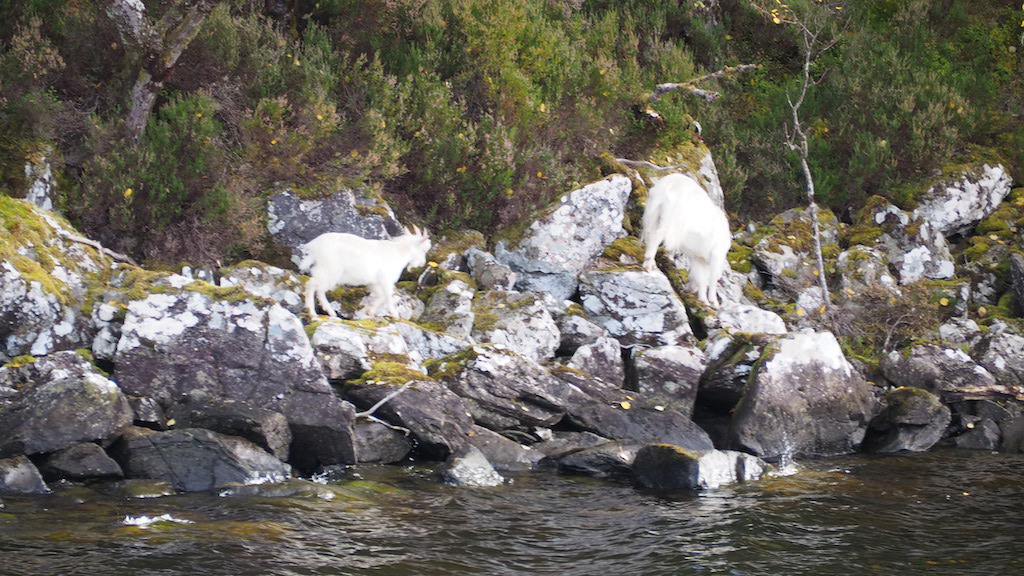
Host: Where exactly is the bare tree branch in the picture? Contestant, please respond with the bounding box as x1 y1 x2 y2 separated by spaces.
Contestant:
60 231 139 266
649 64 760 102
614 159 694 172
354 380 414 419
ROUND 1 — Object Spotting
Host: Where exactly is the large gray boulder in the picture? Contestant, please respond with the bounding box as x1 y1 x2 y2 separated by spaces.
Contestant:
633 344 706 415
495 175 631 300
37 442 124 482
912 163 1013 237
111 289 357 470
266 188 402 252
565 336 624 386
0 455 49 495
861 387 951 453
0 351 133 458
724 330 876 460
578 268 693 347
971 329 1024 387
113 427 291 492
167 394 292 461
0 198 108 361
441 445 504 487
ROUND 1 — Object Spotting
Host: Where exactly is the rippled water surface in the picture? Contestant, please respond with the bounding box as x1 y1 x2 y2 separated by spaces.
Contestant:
1 449 1022 576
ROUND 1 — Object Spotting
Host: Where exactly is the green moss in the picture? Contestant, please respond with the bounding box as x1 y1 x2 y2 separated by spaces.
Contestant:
728 242 754 274
3 355 37 369
355 360 433 386
601 237 645 266
425 347 481 381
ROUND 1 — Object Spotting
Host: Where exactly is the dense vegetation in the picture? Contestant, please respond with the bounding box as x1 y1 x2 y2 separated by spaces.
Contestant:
0 0 1021 266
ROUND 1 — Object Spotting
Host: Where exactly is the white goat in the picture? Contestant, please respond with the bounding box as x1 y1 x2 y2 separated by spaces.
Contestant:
300 227 432 318
641 173 731 308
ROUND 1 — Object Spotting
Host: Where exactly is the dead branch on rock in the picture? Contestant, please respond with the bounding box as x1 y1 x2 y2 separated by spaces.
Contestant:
354 380 414 435
614 159 694 172
941 385 1024 404
62 232 139 266
649 64 760 102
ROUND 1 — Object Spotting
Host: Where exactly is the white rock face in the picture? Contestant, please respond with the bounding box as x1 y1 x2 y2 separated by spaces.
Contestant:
495 175 631 300
471 291 560 363
912 163 1013 237
578 269 693 347
716 303 787 335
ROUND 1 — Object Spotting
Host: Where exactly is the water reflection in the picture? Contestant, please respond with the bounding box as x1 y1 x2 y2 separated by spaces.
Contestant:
0 451 1021 575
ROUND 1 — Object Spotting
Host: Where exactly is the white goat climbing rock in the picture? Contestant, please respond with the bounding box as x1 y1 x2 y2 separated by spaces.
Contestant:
641 173 731 308
300 227 432 318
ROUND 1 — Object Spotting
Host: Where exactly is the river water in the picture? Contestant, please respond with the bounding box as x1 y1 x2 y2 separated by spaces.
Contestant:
1 449 1021 576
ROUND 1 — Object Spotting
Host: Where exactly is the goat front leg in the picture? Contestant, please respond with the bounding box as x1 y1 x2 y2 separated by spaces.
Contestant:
311 280 337 318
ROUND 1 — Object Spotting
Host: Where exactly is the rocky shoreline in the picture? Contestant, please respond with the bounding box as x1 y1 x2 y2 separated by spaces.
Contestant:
1 151 1022 499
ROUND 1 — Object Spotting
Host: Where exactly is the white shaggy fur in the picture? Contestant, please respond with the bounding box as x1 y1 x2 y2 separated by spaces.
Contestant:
300 227 431 318
641 173 731 308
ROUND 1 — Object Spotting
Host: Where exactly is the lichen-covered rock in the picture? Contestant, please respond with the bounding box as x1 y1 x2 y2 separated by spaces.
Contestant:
1 197 109 361
714 303 787 335
112 290 357 469
578 268 693 347
725 330 876 460
554 313 608 355
632 444 767 491
633 344 706 415
852 198 954 284
0 455 49 495
971 329 1024 387
1011 253 1024 310
0 351 133 458
219 261 305 314
420 277 476 341
309 319 417 380
345 377 474 460
880 345 996 394
113 427 291 492
912 163 1013 237
565 336 624 386
465 247 517 291
441 445 504 487
471 291 560 362
266 188 401 253
861 387 951 453
836 246 898 296
494 175 631 300
750 207 841 301
23 149 56 212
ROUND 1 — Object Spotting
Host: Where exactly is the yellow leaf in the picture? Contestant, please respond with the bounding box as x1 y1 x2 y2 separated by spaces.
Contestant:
819 305 826 314
166 419 176 427
978 306 988 318
796 308 806 317
195 112 203 118
539 103 546 112
270 139 277 145
123 187 133 198
428 261 438 268
620 401 631 410
773 16 781 24
940 297 949 306
505 188 514 196
537 171 544 178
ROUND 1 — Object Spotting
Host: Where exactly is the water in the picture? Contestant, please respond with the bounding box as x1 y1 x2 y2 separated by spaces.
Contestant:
0 449 1021 576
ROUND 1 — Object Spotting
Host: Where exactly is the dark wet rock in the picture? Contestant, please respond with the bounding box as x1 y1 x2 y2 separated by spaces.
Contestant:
345 379 474 460
880 345 996 394
0 455 50 495
862 388 951 453
1000 417 1024 452
441 445 504 487
633 444 767 491
633 344 706 415
948 418 1002 450
353 421 412 464
103 479 177 499
113 427 291 492
551 367 714 451
36 442 124 482
1011 253 1024 311
0 352 133 458
167 394 292 462
546 440 643 480
128 396 167 430
531 431 610 459
721 331 876 460
464 425 542 471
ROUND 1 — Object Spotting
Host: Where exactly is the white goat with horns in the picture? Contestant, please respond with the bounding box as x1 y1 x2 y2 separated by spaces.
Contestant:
641 173 731 308
300 226 432 318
